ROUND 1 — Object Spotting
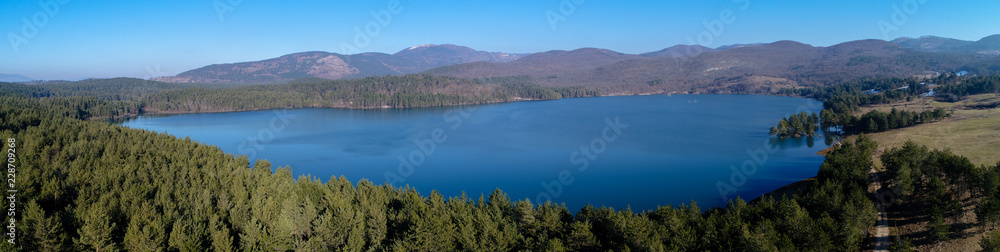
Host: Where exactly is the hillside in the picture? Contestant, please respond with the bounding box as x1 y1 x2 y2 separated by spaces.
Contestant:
423 48 643 79
156 45 525 83
0 73 33 82
0 75 599 117
0 86 890 251
152 35 1000 95
893 34 1000 55
428 39 998 94
639 45 719 58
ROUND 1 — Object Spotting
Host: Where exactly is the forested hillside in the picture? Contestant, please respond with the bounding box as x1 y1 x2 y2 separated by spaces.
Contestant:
1 75 599 117
0 89 896 250
427 39 1000 95
4 71 1000 251
779 75 965 135
142 75 598 112
156 45 524 84
146 36 1000 96
893 35 1000 55
772 74 1000 249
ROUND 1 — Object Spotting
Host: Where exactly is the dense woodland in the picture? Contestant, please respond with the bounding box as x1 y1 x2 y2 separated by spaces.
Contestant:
777 74 1000 250
143 75 598 112
775 75 978 135
936 75 1000 97
880 141 1000 247
0 75 916 251
882 142 976 242
5 75 599 117
0 73 997 251
0 91 892 250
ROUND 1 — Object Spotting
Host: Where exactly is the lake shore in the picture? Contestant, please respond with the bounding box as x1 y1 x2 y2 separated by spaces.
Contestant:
122 94 831 211
119 92 813 120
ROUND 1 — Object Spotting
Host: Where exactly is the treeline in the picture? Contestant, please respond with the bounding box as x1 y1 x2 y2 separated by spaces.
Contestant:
778 77 955 135
780 76 930 100
818 93 949 135
141 75 599 112
3 85 888 251
0 78 221 119
881 141 1000 244
24 78 212 101
790 74 1000 134
1 75 601 117
769 112 819 138
846 107 949 133
817 74 1000 134
936 75 1000 97
0 95 141 120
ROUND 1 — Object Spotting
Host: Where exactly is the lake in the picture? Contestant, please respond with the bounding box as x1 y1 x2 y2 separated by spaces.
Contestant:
120 94 832 211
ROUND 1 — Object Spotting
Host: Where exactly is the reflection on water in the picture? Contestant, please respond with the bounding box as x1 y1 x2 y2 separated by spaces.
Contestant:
768 130 843 150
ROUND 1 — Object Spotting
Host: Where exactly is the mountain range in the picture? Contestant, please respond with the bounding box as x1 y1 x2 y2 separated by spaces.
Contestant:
892 35 1000 55
154 44 524 83
151 35 1000 94
0 74 33 82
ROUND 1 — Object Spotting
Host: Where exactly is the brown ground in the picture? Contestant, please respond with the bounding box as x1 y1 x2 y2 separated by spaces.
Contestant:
861 95 1000 251
881 187 986 251
791 95 1000 251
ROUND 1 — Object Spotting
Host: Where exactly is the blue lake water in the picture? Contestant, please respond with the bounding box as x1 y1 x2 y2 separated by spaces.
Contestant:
120 94 832 211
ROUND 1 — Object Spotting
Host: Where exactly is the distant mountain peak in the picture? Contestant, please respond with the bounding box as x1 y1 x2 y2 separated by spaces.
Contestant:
0 73 34 82
158 44 526 83
716 43 764 50
891 34 1000 54
641 45 719 58
979 34 1000 43
768 40 814 48
405 44 437 50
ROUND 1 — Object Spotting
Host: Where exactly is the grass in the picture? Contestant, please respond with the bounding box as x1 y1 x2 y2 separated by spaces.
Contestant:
863 106 1000 167
832 94 1000 251
846 94 1000 168
861 95 1000 251
859 94 1000 113
824 94 1000 167
782 94 1000 250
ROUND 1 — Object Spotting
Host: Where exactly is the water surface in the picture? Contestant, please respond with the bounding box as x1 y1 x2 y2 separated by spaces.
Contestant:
121 95 831 211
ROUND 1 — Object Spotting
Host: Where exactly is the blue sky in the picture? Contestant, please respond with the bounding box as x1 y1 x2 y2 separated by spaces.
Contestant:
1 0 998 80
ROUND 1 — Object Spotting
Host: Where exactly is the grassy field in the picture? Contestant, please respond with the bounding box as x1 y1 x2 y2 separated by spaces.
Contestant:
859 93 1000 114
774 94 1000 251
856 94 1000 251
859 94 1000 168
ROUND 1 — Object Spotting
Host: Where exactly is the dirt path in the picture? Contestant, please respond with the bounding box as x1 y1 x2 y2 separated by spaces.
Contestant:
871 167 890 251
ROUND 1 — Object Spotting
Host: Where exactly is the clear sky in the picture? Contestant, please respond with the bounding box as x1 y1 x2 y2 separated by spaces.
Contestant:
2 0 998 80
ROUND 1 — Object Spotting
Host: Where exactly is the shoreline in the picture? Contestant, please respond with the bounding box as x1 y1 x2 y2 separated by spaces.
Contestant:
122 91 833 209
114 92 816 120
752 137 839 203
750 177 817 204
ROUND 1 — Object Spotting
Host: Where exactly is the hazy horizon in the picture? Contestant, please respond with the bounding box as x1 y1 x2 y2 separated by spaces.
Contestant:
3 0 999 80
